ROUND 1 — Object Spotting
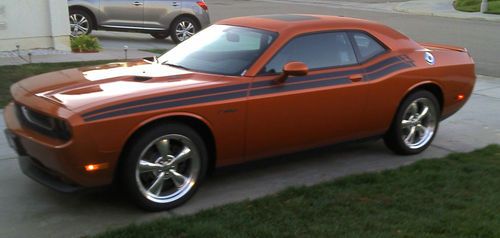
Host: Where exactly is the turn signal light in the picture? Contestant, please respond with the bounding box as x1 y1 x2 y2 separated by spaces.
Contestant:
456 94 465 101
85 163 109 172
197 1 208 10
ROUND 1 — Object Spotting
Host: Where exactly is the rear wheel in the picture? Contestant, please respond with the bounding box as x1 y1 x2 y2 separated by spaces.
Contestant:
170 17 200 44
120 123 208 211
384 90 440 155
69 10 93 36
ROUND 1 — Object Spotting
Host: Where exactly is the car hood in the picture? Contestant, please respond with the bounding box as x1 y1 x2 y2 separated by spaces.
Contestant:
17 61 231 113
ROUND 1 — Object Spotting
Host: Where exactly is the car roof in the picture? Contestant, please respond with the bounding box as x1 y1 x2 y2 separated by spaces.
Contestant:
217 14 419 51
218 14 381 33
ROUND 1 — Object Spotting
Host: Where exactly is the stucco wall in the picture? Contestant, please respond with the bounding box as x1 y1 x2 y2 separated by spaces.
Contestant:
0 0 71 51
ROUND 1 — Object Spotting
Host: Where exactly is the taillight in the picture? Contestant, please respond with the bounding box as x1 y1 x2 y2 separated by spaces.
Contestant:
196 1 208 10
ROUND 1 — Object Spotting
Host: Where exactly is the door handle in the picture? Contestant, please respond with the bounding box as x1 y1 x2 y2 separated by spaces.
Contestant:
132 1 143 6
349 74 363 82
172 1 179 6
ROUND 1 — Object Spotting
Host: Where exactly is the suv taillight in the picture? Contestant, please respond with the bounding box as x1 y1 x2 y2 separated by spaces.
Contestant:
197 1 208 10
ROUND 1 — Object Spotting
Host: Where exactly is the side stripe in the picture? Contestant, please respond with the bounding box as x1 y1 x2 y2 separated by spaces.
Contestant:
364 61 413 81
82 55 415 122
82 83 249 118
84 91 247 122
250 77 351 96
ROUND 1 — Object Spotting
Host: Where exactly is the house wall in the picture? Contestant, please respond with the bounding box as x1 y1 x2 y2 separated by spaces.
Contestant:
0 0 70 51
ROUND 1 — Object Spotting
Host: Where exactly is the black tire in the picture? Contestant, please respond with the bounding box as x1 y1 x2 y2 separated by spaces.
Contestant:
120 123 208 211
384 90 440 155
169 16 200 44
151 33 169 40
69 9 94 36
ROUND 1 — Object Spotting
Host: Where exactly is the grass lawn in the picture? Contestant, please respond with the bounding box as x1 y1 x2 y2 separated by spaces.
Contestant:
96 145 500 238
0 60 116 107
455 0 500 14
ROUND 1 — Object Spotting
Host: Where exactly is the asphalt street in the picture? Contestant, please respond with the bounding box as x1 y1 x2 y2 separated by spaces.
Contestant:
0 0 499 237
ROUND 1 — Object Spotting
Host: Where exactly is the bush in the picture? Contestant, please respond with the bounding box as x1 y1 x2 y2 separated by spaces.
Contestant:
71 35 101 52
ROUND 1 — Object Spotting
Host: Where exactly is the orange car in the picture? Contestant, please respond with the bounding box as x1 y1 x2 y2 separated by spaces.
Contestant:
4 14 475 210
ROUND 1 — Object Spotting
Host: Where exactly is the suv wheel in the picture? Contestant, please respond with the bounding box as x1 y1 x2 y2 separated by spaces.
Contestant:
170 17 200 44
69 10 93 36
120 123 208 211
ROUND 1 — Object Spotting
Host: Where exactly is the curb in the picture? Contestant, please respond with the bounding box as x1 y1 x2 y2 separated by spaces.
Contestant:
393 1 500 22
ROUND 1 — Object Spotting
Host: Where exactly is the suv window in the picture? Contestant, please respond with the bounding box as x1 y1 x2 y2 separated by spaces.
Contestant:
352 32 386 62
261 32 357 75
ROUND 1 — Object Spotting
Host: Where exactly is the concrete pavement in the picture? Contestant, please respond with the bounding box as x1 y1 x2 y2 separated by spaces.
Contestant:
0 75 498 238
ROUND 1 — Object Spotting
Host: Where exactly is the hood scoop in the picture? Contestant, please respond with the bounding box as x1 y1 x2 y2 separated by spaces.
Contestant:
133 76 153 82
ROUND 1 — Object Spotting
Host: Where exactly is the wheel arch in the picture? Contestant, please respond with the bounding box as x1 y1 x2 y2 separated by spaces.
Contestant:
403 81 444 114
68 5 98 29
114 113 217 183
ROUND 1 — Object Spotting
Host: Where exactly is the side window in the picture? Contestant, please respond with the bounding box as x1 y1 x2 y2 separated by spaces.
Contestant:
352 32 386 62
262 32 357 74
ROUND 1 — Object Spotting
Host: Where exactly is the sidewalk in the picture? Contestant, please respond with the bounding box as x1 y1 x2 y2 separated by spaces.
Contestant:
261 0 500 22
395 0 500 22
0 48 160 66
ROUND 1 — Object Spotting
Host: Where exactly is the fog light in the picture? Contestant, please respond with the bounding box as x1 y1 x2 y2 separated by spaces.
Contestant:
85 163 108 172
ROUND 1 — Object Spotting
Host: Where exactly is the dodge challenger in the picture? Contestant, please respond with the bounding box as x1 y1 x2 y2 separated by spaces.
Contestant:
4 14 475 210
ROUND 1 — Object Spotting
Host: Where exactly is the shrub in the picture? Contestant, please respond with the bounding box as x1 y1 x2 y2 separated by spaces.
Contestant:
70 35 101 52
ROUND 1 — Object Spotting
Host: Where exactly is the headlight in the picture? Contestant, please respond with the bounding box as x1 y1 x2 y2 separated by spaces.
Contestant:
16 104 72 141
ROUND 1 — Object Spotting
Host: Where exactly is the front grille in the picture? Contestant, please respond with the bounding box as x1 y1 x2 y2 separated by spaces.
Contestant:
15 103 71 141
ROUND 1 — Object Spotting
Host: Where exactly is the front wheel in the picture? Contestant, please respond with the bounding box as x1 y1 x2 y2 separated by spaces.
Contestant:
384 90 440 155
120 123 208 211
170 17 200 44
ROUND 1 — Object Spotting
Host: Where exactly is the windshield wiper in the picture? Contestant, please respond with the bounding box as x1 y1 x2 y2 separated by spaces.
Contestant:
162 62 191 71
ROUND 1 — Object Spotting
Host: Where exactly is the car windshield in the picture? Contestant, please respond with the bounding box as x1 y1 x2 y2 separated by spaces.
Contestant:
159 25 277 76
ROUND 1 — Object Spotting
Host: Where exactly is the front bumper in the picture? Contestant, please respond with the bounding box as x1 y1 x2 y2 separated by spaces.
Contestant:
4 128 81 192
3 102 115 190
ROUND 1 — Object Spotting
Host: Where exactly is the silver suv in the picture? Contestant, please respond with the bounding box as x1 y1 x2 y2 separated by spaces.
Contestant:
68 0 210 43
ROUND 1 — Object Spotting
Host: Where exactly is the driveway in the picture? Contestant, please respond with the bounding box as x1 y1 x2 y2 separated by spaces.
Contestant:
0 75 499 238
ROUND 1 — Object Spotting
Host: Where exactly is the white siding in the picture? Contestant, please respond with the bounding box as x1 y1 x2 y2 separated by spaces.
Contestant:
0 0 70 51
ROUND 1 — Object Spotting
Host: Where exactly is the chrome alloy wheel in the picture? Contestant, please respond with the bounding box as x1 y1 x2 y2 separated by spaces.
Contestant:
175 21 196 42
135 134 200 204
69 13 90 36
400 98 437 149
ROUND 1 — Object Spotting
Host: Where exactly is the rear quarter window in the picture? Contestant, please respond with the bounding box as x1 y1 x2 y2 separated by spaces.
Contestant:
352 32 387 62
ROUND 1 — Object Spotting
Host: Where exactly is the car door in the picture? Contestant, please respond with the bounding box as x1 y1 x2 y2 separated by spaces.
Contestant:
143 0 181 29
245 31 370 160
99 0 144 28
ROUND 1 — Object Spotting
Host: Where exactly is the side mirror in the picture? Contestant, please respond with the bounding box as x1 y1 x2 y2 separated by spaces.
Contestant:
275 62 308 84
283 61 308 76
